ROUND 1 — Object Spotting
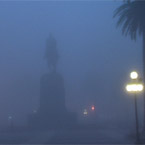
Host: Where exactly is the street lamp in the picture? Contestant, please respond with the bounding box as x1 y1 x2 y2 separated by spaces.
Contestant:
83 109 88 115
33 110 37 113
8 116 13 131
126 71 144 143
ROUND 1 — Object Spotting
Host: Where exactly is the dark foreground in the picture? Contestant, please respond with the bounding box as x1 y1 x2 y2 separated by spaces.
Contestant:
0 125 141 144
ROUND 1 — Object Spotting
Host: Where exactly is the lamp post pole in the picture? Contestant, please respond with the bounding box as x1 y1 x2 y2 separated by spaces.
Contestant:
134 93 140 142
8 116 13 131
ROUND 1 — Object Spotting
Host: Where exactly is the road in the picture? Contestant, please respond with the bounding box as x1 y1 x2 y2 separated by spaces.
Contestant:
46 128 134 144
0 127 136 144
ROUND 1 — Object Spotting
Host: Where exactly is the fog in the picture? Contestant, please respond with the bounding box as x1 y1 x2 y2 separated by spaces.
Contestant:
0 0 143 132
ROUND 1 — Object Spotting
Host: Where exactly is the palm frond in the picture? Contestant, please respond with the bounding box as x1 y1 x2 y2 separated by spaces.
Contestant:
114 1 145 40
113 3 130 18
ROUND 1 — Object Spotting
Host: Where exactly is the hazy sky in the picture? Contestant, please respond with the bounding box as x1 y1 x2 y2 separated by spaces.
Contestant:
0 1 143 126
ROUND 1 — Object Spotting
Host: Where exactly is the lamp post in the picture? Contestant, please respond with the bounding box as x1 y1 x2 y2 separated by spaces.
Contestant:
126 71 144 143
8 116 13 131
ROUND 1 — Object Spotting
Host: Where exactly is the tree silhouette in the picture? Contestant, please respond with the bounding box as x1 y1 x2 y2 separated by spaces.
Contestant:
44 34 59 72
114 0 145 129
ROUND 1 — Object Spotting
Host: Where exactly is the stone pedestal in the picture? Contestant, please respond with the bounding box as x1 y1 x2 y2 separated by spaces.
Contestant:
28 72 77 129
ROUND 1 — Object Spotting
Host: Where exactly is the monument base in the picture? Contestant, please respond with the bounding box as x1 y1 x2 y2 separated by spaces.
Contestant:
27 111 77 130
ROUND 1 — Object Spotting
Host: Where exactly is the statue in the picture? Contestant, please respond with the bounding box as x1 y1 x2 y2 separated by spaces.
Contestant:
44 33 59 72
28 34 77 129
39 34 66 115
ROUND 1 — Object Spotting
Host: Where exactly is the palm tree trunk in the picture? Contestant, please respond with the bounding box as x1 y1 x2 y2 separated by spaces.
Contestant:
143 30 145 131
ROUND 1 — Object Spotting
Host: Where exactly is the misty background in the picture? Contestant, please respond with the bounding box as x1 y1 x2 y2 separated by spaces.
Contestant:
0 1 143 127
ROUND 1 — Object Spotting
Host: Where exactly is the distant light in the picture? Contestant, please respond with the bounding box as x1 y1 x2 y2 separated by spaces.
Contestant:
8 116 12 120
83 109 88 115
126 84 143 92
33 110 37 113
130 71 138 79
91 106 95 111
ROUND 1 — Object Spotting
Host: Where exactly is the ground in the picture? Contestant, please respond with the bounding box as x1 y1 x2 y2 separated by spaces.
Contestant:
0 125 138 144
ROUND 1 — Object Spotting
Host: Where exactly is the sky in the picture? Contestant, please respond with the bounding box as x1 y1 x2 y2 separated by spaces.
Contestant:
0 1 143 127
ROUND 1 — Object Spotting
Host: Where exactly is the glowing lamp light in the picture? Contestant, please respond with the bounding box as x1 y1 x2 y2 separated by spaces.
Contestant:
126 84 143 92
91 106 95 111
83 109 88 115
130 71 138 79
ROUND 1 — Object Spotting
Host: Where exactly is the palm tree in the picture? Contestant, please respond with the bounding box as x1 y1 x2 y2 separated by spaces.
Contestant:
114 0 145 129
